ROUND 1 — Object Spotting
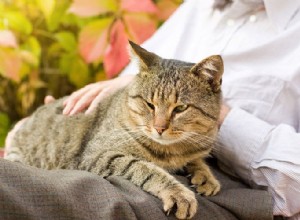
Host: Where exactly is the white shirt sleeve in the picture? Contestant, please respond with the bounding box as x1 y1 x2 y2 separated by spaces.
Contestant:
216 107 300 218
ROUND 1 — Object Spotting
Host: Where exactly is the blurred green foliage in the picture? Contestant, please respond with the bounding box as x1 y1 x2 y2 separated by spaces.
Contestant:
0 0 181 147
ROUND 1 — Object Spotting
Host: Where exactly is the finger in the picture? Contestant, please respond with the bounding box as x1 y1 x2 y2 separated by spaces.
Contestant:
63 87 93 115
44 95 55 104
85 88 110 114
63 99 77 115
63 84 96 107
69 88 101 115
63 89 87 107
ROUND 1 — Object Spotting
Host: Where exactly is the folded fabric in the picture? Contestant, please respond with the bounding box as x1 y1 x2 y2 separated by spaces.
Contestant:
0 158 273 220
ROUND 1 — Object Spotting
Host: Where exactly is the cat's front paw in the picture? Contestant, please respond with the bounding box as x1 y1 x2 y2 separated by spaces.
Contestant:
191 170 220 196
160 184 197 219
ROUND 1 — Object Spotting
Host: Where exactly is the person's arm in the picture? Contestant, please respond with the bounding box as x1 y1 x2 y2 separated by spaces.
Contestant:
215 106 300 218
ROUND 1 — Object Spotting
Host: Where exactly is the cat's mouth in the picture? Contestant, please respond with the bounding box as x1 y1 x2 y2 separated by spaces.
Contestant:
140 127 182 145
148 131 181 145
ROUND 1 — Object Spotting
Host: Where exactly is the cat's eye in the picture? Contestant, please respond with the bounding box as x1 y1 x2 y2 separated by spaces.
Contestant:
146 101 155 110
173 105 188 114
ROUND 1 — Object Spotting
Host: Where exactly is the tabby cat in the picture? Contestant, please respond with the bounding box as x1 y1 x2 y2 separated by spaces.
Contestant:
5 41 224 219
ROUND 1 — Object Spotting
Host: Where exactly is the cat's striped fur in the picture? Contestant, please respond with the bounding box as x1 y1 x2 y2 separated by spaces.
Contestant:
5 41 224 219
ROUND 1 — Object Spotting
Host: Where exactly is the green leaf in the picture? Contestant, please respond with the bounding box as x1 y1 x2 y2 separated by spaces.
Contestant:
69 58 91 88
21 37 41 66
47 0 71 31
59 53 76 74
55 31 77 52
47 42 62 57
0 112 11 147
36 0 56 20
3 11 32 35
23 37 41 58
20 50 39 67
18 61 32 79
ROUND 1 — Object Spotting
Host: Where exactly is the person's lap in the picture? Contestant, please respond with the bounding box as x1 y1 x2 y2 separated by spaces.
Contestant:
0 157 273 220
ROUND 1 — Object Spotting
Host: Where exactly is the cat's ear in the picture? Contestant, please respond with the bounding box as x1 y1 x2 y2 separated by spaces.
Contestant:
191 55 224 92
129 41 160 70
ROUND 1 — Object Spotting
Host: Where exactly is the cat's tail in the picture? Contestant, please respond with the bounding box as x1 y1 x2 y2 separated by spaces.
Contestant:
4 118 27 163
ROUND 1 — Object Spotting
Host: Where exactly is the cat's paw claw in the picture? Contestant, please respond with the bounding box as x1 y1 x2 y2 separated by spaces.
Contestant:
161 186 197 219
165 208 171 216
191 172 221 196
196 181 220 196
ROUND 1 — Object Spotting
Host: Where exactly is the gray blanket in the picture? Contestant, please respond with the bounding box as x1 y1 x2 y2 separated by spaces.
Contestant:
0 158 273 220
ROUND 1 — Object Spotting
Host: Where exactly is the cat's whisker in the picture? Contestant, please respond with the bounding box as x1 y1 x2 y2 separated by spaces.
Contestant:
136 124 148 127
184 131 223 145
181 132 225 156
178 136 206 150
178 132 220 152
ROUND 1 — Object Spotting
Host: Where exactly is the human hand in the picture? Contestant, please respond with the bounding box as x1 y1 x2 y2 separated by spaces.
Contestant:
63 75 135 115
44 95 55 104
218 104 230 129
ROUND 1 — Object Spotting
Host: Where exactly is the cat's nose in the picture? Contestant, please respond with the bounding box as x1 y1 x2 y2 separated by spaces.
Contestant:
154 115 169 135
155 126 167 135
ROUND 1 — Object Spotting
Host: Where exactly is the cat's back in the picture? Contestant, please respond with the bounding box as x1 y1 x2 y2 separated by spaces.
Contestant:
6 97 108 169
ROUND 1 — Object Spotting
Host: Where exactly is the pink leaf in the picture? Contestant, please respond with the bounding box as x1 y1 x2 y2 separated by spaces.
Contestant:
121 0 157 13
0 30 18 48
68 0 117 17
0 48 22 82
123 14 157 44
79 18 112 63
104 20 130 78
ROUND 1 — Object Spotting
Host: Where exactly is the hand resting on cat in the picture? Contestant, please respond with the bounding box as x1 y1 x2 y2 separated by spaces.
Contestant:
5 41 224 219
62 75 135 115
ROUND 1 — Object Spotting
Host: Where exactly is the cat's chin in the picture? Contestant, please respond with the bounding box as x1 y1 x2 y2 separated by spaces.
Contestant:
140 129 179 145
150 135 179 146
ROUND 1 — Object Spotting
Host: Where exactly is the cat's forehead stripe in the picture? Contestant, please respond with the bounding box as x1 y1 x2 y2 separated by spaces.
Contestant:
147 66 186 104
152 86 178 104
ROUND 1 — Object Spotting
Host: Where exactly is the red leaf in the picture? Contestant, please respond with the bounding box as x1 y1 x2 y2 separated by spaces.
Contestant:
104 20 130 78
0 30 18 48
121 0 157 13
123 14 157 44
155 0 180 20
68 0 117 17
79 18 112 63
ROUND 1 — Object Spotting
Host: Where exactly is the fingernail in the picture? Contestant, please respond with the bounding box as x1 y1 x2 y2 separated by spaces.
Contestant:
85 106 95 115
85 109 91 115
63 109 69 115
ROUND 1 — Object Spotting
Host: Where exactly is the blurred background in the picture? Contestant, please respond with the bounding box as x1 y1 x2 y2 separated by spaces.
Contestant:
0 0 182 148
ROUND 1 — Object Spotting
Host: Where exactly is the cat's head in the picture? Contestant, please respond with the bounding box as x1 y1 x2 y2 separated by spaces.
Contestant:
127 41 223 146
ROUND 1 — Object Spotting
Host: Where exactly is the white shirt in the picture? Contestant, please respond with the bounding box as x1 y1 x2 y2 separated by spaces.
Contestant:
121 0 300 218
